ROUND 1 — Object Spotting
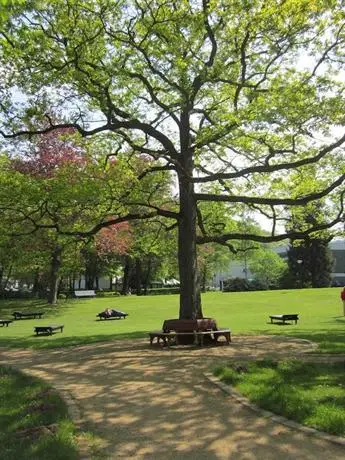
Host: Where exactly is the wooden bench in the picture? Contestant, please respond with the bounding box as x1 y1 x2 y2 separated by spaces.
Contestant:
74 290 96 298
149 318 231 347
0 319 12 327
148 331 176 347
12 311 44 320
34 325 64 336
196 328 232 346
269 314 299 325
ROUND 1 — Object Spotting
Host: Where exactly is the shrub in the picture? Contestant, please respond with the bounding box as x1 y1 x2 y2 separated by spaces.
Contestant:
57 293 67 300
247 279 268 291
95 290 121 297
223 278 249 292
223 278 269 292
145 287 180 295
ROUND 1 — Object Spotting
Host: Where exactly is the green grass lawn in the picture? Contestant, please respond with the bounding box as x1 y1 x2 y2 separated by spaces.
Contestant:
0 365 78 460
214 359 345 436
0 288 344 352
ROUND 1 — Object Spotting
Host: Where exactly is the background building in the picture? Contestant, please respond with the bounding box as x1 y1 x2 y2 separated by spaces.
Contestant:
212 239 345 289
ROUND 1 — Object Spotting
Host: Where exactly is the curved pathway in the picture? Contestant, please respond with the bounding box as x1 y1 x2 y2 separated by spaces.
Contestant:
1 335 345 459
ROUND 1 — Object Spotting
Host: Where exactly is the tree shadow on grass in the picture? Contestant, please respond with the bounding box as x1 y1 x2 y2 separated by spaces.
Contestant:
258 328 345 354
0 331 149 350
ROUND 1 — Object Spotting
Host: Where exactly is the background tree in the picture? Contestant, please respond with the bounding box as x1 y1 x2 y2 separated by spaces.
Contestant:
284 188 335 288
248 247 287 289
1 1 345 318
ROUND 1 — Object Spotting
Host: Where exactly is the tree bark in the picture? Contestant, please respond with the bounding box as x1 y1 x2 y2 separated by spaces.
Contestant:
201 265 207 293
135 258 142 295
121 256 131 295
47 246 62 305
177 155 202 319
3 265 12 292
143 256 152 295
0 265 3 294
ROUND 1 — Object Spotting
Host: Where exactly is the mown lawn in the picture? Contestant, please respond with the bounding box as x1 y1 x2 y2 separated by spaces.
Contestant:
214 359 345 436
0 365 78 460
0 288 344 352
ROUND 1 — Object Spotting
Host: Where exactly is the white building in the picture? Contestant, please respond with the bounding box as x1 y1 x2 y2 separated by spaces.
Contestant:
211 239 345 289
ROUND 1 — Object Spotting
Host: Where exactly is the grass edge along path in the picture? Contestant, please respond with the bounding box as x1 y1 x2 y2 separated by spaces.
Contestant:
214 358 345 437
0 364 78 460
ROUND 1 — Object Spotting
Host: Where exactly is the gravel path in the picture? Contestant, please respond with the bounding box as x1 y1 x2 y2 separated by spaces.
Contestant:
1 335 345 459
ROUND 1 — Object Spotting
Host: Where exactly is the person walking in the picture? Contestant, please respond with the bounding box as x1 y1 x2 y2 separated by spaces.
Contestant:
340 287 345 316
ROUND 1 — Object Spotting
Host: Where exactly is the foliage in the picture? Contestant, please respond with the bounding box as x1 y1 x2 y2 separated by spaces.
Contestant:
223 277 250 292
248 248 287 288
1 0 345 318
145 287 180 295
215 359 345 436
223 277 268 291
284 198 334 288
284 240 333 288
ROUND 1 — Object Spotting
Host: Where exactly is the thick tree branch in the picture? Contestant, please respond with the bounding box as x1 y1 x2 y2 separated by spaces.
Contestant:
193 132 345 182
195 173 345 206
197 212 343 245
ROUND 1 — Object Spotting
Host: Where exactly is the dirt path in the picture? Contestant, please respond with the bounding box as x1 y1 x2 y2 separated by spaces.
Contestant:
1 335 345 459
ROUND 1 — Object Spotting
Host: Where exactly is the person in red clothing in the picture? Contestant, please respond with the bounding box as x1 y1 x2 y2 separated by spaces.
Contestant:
340 287 345 316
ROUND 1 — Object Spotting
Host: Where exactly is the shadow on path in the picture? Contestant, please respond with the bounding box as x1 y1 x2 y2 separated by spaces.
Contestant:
1 335 344 459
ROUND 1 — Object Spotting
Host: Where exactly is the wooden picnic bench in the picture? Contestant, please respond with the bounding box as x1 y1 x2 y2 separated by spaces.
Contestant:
149 318 231 347
0 319 12 327
269 314 299 325
12 311 44 320
34 325 64 336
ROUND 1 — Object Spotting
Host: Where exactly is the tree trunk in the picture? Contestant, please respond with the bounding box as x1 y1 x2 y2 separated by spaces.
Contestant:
201 265 207 293
47 246 62 305
135 258 142 296
177 156 202 319
3 265 12 292
143 256 152 295
0 265 3 294
121 256 131 295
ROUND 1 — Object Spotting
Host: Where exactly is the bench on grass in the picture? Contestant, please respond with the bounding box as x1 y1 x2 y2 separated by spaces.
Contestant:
12 311 44 320
269 314 299 325
97 309 128 320
34 325 64 336
149 318 231 347
74 290 96 298
0 319 12 327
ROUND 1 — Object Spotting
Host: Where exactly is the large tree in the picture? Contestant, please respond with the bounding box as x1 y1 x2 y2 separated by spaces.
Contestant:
1 1 345 319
